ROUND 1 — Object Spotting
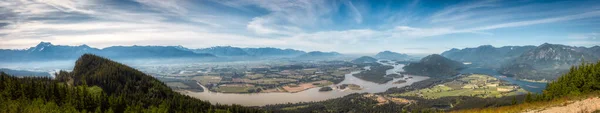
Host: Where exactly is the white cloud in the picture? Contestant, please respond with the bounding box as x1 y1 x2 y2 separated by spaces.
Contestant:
468 10 600 31
133 0 188 15
345 1 362 24
224 0 336 35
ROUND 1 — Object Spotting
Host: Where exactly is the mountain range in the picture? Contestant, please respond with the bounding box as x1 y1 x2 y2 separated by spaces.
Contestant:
500 43 600 80
0 42 215 62
442 43 600 81
190 46 306 57
441 45 536 68
0 42 311 62
295 51 343 60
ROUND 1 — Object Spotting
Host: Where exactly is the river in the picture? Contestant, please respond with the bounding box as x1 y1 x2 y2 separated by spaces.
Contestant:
182 61 429 106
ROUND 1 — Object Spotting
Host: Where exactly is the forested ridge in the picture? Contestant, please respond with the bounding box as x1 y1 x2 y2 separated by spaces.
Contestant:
527 60 600 101
0 54 264 113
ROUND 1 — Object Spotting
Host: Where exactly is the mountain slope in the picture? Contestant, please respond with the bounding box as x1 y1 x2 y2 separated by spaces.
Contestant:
500 43 599 80
0 54 262 113
351 56 378 64
243 47 306 57
296 51 342 60
192 46 306 57
403 54 466 77
100 45 215 59
375 51 409 60
441 45 535 68
192 46 250 56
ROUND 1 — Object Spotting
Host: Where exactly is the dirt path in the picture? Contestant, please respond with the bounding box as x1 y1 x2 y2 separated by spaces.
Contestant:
525 97 600 113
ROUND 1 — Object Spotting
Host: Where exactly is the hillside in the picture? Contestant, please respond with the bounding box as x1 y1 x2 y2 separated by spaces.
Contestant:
403 54 466 77
0 54 262 113
192 46 250 56
375 51 409 60
441 45 535 68
351 56 378 64
192 46 306 57
500 43 599 80
242 47 306 57
296 51 341 59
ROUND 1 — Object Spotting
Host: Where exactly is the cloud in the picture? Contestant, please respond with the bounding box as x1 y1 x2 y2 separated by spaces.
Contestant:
218 0 337 35
133 0 189 15
567 32 600 46
246 17 303 36
430 0 498 23
41 0 96 14
345 1 362 23
468 10 600 31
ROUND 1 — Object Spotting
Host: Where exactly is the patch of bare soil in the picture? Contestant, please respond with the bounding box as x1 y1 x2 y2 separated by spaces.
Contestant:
525 97 600 113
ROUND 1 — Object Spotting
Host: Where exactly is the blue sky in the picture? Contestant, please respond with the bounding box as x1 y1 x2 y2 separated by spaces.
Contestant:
0 0 599 54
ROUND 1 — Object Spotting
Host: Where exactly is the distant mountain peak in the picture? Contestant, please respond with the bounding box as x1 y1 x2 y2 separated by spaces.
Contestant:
351 56 378 63
478 45 494 48
375 50 408 60
37 41 53 46
29 42 54 51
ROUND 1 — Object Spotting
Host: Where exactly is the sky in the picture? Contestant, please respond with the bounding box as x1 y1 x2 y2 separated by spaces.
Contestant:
0 0 599 54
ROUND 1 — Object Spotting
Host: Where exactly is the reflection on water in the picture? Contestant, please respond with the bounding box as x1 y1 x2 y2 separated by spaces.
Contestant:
459 67 547 93
183 62 428 106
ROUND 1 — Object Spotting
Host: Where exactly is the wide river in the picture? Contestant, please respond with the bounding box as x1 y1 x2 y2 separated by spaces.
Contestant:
182 61 429 106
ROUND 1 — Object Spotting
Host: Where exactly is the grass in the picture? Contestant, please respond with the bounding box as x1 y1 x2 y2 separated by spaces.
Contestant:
246 74 264 79
451 92 600 113
214 86 256 93
192 76 221 85
392 74 527 99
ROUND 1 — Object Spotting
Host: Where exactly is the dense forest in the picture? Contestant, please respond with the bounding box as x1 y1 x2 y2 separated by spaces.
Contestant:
403 54 465 77
352 65 394 84
529 60 600 101
0 54 263 113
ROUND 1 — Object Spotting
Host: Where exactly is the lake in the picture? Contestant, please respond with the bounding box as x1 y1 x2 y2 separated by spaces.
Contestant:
181 61 429 106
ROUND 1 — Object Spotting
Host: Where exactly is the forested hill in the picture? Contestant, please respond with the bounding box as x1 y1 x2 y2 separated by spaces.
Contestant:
0 54 263 113
403 54 466 77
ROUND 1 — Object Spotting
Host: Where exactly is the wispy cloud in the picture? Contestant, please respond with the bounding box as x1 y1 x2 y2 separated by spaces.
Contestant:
133 0 189 15
345 1 362 24
1 0 599 53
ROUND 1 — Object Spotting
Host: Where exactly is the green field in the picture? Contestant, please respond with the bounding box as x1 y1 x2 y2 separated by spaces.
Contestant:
392 74 528 99
214 85 259 93
192 76 222 85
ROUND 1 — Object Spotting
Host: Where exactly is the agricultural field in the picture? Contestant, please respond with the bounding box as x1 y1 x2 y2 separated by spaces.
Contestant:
392 74 527 99
192 76 222 85
214 84 261 93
